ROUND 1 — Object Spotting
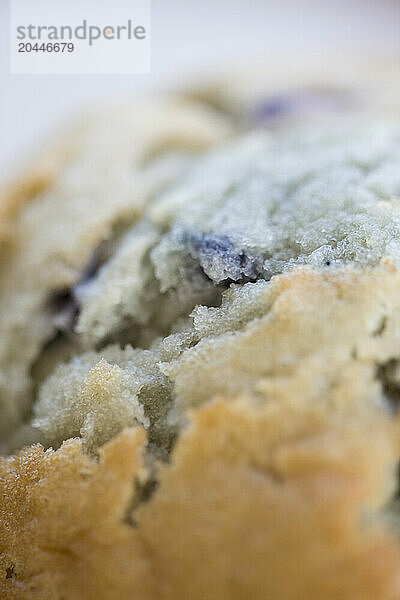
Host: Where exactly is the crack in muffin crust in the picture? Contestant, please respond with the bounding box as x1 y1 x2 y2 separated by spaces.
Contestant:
16 120 397 455
2 76 400 599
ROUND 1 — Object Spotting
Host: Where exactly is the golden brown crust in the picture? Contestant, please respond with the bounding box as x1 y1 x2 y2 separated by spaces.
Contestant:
3 260 400 598
1 396 400 600
141 400 400 600
4 265 400 598
0 428 151 600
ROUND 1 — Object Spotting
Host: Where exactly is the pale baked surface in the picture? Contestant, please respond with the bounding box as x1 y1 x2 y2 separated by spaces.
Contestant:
0 96 231 449
2 70 400 599
188 58 400 127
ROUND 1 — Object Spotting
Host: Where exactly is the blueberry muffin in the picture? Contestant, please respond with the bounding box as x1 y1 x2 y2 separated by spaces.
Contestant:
2 83 400 599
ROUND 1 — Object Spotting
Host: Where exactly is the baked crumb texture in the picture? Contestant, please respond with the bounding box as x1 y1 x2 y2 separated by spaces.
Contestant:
2 96 400 598
3 269 400 599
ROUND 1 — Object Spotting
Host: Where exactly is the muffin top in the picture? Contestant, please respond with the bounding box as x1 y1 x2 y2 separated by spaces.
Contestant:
23 117 400 453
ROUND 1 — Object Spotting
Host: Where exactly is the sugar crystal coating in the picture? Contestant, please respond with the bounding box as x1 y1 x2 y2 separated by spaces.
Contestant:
29 119 400 452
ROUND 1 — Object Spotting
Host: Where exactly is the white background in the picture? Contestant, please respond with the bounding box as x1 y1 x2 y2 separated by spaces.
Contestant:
0 0 399 184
